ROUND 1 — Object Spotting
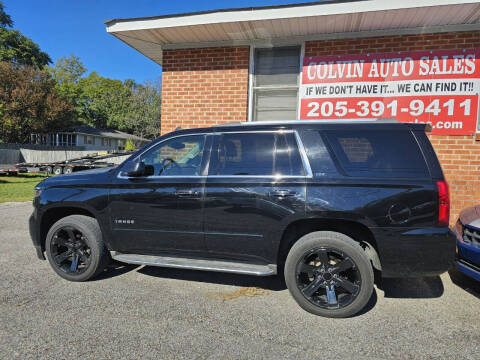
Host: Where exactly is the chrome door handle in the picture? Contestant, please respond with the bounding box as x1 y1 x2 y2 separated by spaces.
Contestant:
174 190 200 197
268 190 297 197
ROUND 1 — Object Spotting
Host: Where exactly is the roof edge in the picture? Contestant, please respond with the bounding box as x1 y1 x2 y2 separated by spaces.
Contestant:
104 0 366 26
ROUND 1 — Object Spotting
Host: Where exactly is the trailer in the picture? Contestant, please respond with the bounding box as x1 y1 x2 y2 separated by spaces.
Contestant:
15 150 134 175
0 167 18 176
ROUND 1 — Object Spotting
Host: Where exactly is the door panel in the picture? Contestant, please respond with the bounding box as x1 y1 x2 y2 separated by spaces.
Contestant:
109 178 205 255
204 177 305 264
108 134 210 256
203 131 306 264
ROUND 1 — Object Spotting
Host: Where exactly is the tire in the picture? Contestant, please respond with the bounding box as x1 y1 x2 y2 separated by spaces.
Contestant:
63 166 73 174
44 166 53 175
284 231 374 318
45 215 110 282
53 166 63 175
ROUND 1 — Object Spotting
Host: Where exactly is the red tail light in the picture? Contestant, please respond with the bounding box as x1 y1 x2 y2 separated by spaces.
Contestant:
437 180 450 227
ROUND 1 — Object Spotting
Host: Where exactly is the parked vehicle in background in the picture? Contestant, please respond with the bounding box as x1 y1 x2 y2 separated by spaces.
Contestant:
29 120 456 318
454 205 480 282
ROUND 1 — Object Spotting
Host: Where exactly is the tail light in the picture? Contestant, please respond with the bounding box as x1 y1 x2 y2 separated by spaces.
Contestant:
437 180 450 227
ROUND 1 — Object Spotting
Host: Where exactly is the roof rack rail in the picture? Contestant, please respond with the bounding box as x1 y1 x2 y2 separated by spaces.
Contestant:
218 118 399 127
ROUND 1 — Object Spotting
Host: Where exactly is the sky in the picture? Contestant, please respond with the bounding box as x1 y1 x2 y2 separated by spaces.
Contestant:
5 0 312 84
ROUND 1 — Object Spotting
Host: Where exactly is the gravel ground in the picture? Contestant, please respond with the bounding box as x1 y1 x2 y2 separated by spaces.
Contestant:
1 202 480 360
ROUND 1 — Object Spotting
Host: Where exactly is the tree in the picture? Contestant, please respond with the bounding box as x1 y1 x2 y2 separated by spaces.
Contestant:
125 80 162 139
77 72 133 129
0 1 51 68
48 56 134 130
0 1 12 28
49 55 87 84
48 55 86 121
46 54 161 136
0 61 75 143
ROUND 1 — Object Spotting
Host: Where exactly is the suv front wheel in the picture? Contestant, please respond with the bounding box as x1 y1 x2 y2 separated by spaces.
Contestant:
285 231 374 318
45 215 110 282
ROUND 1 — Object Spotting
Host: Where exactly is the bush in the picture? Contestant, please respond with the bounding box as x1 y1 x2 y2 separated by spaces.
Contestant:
125 139 135 151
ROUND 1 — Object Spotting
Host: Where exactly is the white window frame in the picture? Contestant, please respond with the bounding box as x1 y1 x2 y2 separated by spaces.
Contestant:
247 42 305 122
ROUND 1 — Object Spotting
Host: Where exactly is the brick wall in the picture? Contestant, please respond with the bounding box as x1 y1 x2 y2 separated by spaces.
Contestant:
305 31 480 223
161 46 250 135
429 135 480 223
304 31 480 56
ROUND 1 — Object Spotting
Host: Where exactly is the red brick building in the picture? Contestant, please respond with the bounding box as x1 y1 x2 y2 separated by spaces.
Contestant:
106 0 480 222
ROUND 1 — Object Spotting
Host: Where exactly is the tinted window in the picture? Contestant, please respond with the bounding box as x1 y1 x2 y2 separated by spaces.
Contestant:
324 130 429 178
140 135 205 176
209 132 305 176
298 130 338 177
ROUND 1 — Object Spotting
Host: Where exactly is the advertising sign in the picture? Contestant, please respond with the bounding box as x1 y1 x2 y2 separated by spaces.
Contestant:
300 49 480 135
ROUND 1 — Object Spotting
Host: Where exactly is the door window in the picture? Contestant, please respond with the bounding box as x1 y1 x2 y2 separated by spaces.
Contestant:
209 132 305 176
140 135 206 176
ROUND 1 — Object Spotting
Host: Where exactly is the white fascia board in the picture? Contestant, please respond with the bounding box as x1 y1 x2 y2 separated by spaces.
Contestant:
106 0 480 32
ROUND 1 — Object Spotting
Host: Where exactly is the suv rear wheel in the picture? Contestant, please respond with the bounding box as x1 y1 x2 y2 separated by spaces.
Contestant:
45 215 110 282
285 231 374 318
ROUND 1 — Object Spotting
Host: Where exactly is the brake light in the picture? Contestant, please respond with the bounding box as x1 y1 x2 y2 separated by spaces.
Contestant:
437 180 450 227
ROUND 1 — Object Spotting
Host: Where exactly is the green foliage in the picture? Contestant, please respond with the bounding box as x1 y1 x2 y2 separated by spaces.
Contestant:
48 55 162 138
0 3 161 143
77 72 133 129
0 28 51 68
48 55 86 124
0 61 75 143
0 2 51 68
0 42 161 143
126 80 162 140
124 139 136 151
48 55 86 84
0 1 12 28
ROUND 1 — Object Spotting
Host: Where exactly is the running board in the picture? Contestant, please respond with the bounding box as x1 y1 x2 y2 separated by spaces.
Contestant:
110 252 277 276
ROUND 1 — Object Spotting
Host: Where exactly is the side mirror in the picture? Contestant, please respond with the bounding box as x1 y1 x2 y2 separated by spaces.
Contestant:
123 161 153 177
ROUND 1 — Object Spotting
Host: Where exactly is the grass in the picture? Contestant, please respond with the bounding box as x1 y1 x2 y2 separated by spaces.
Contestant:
0 173 48 203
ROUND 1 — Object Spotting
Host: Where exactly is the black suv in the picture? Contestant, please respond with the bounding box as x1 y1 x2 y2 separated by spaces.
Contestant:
29 120 455 318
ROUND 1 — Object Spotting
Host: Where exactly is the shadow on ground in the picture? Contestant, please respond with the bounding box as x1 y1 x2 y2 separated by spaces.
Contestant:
94 263 453 317
448 268 480 299
377 276 444 298
94 261 140 281
113 263 380 316
138 265 287 291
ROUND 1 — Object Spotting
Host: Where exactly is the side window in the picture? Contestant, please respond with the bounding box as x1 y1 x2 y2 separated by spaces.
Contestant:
298 130 338 177
140 135 206 176
324 130 429 178
209 132 305 176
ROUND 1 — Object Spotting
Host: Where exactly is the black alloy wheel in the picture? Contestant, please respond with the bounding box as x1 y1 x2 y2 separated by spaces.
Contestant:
45 215 110 281
50 226 92 275
284 231 374 318
295 247 361 309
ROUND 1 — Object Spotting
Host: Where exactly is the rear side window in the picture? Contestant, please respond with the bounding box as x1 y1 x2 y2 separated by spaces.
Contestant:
209 132 305 176
298 130 338 177
324 130 429 178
